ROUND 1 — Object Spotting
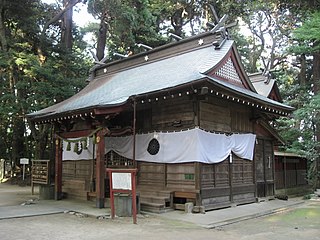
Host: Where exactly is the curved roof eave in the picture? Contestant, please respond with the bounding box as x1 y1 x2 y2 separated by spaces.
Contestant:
203 75 294 111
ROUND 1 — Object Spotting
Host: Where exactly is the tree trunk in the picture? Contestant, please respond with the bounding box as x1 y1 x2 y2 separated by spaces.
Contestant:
96 14 107 61
312 48 320 188
0 0 8 51
298 54 307 87
61 0 75 50
313 51 320 94
29 121 50 159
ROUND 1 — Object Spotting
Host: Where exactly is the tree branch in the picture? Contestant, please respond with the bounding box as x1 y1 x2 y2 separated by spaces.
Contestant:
41 0 81 36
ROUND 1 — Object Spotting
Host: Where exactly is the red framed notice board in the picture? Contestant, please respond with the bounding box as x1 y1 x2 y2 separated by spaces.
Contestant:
106 168 138 224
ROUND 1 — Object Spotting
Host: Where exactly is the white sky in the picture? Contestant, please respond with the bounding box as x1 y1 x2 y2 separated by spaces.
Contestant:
41 0 96 27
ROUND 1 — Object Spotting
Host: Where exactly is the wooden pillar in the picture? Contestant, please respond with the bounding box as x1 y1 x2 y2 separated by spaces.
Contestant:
132 99 137 168
195 162 201 206
95 129 107 208
284 156 287 194
55 138 63 200
229 154 233 203
262 139 267 197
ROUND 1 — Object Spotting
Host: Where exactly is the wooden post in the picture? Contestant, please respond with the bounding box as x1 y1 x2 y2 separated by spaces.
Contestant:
271 142 275 196
95 129 106 208
132 99 137 168
55 138 63 200
194 162 201 206
284 156 287 195
229 154 233 203
131 171 137 224
262 139 267 197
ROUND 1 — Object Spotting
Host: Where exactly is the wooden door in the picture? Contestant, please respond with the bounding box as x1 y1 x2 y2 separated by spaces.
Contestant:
255 138 275 198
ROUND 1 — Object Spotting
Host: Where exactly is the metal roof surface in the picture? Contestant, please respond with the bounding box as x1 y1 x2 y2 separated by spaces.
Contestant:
249 73 275 97
204 75 293 110
28 40 234 118
28 38 293 120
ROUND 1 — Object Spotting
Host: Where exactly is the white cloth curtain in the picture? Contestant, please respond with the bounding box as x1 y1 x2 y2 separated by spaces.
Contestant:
62 137 94 161
105 128 256 164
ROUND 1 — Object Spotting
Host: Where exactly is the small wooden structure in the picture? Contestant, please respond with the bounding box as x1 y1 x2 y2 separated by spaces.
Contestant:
27 22 294 212
31 160 50 195
274 151 309 196
249 72 310 197
106 168 138 223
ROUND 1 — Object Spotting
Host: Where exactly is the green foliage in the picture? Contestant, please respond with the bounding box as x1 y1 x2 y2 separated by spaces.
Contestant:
290 11 320 55
0 0 91 162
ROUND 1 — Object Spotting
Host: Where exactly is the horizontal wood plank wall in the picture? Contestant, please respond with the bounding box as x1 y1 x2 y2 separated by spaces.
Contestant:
199 96 253 133
166 163 195 190
138 162 166 189
200 102 231 132
62 160 93 179
151 96 195 131
62 160 94 200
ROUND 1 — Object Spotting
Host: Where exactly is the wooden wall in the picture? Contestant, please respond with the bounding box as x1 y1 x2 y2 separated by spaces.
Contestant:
275 156 308 190
199 96 253 133
62 160 94 200
151 95 195 131
255 138 275 198
135 94 258 209
198 96 255 209
137 162 196 190
59 90 266 210
201 156 255 210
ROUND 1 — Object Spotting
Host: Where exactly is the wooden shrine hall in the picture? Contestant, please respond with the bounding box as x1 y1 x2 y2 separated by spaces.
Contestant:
27 21 294 212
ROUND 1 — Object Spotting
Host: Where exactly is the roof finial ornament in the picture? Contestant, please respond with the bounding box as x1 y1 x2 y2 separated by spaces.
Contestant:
86 49 109 82
206 4 237 49
136 43 153 51
169 33 182 41
113 53 128 59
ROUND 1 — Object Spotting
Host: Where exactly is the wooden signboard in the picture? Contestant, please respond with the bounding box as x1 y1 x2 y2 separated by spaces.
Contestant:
31 160 50 194
106 168 138 224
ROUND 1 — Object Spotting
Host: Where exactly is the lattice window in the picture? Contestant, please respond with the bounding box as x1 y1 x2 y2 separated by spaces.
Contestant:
215 58 242 85
105 150 134 168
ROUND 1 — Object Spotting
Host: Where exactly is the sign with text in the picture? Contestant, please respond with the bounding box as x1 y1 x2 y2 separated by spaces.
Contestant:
106 168 138 224
20 158 29 165
112 172 132 190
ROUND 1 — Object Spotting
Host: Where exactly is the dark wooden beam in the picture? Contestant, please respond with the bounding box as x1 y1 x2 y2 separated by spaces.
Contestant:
95 128 109 208
54 138 63 200
57 129 95 138
93 105 128 115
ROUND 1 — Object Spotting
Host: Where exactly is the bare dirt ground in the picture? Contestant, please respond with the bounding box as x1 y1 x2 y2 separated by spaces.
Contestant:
0 203 319 240
0 183 319 240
